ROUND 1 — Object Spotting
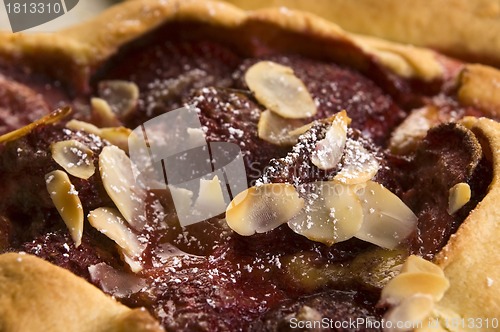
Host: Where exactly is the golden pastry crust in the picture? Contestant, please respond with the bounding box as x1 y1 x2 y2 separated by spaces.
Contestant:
222 0 500 66
0 252 163 332
0 0 445 83
432 118 500 330
0 0 499 331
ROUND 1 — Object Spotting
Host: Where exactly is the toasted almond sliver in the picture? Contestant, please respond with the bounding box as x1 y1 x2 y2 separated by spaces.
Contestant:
389 106 439 155
380 272 450 305
288 181 363 245
100 127 132 152
122 253 144 273
355 181 417 249
66 119 132 152
51 140 95 180
257 110 307 146
91 97 121 127
334 139 380 184
66 119 101 136
88 262 146 297
45 170 83 247
245 61 317 119
87 207 143 257
447 182 471 214
192 175 227 216
459 116 479 129
98 80 139 118
400 255 445 276
311 111 350 170
0 107 71 144
226 183 305 236
99 146 145 229
384 294 434 332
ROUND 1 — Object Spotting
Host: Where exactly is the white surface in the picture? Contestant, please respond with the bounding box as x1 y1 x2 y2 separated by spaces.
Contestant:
0 0 118 33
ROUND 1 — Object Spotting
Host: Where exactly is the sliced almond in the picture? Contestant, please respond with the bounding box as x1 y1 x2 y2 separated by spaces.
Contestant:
51 140 95 180
45 170 83 247
88 262 146 297
168 186 194 217
400 255 445 276
334 139 379 184
99 146 145 229
458 116 479 129
257 110 307 146
192 175 227 218
245 61 317 119
311 111 350 170
66 119 101 136
384 295 435 332
88 207 144 271
100 127 132 152
380 272 450 305
0 107 71 144
66 120 132 152
91 98 121 127
226 183 304 236
447 182 471 214
288 121 315 137
288 181 363 245
286 115 338 141
355 181 417 249
98 80 139 118
122 253 144 273
389 106 438 154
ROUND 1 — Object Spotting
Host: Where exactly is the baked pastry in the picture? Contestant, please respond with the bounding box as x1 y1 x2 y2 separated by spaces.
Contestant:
0 1 499 331
222 0 500 67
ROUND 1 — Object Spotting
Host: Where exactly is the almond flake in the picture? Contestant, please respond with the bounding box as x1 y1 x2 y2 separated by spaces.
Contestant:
65 120 101 136
245 61 317 119
389 106 439 154
447 182 471 214
192 175 227 217
384 294 434 332
98 80 139 119
311 111 350 170
99 127 132 152
381 272 450 305
0 107 71 144
91 97 121 127
88 262 146 297
45 170 83 247
288 122 315 137
257 110 307 146
66 120 131 152
226 183 304 236
400 255 445 276
355 181 417 249
380 255 449 330
334 139 380 184
51 140 95 179
99 146 145 229
288 181 363 245
88 207 144 271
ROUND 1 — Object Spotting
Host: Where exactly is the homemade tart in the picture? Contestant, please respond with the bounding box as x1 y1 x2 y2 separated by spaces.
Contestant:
0 1 499 331
222 0 500 67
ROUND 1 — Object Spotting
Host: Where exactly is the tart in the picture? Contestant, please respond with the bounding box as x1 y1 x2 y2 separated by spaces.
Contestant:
0 1 499 331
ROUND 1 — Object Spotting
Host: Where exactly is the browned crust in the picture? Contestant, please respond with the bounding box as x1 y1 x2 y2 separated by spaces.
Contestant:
0 0 444 84
0 252 163 332
222 0 500 67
